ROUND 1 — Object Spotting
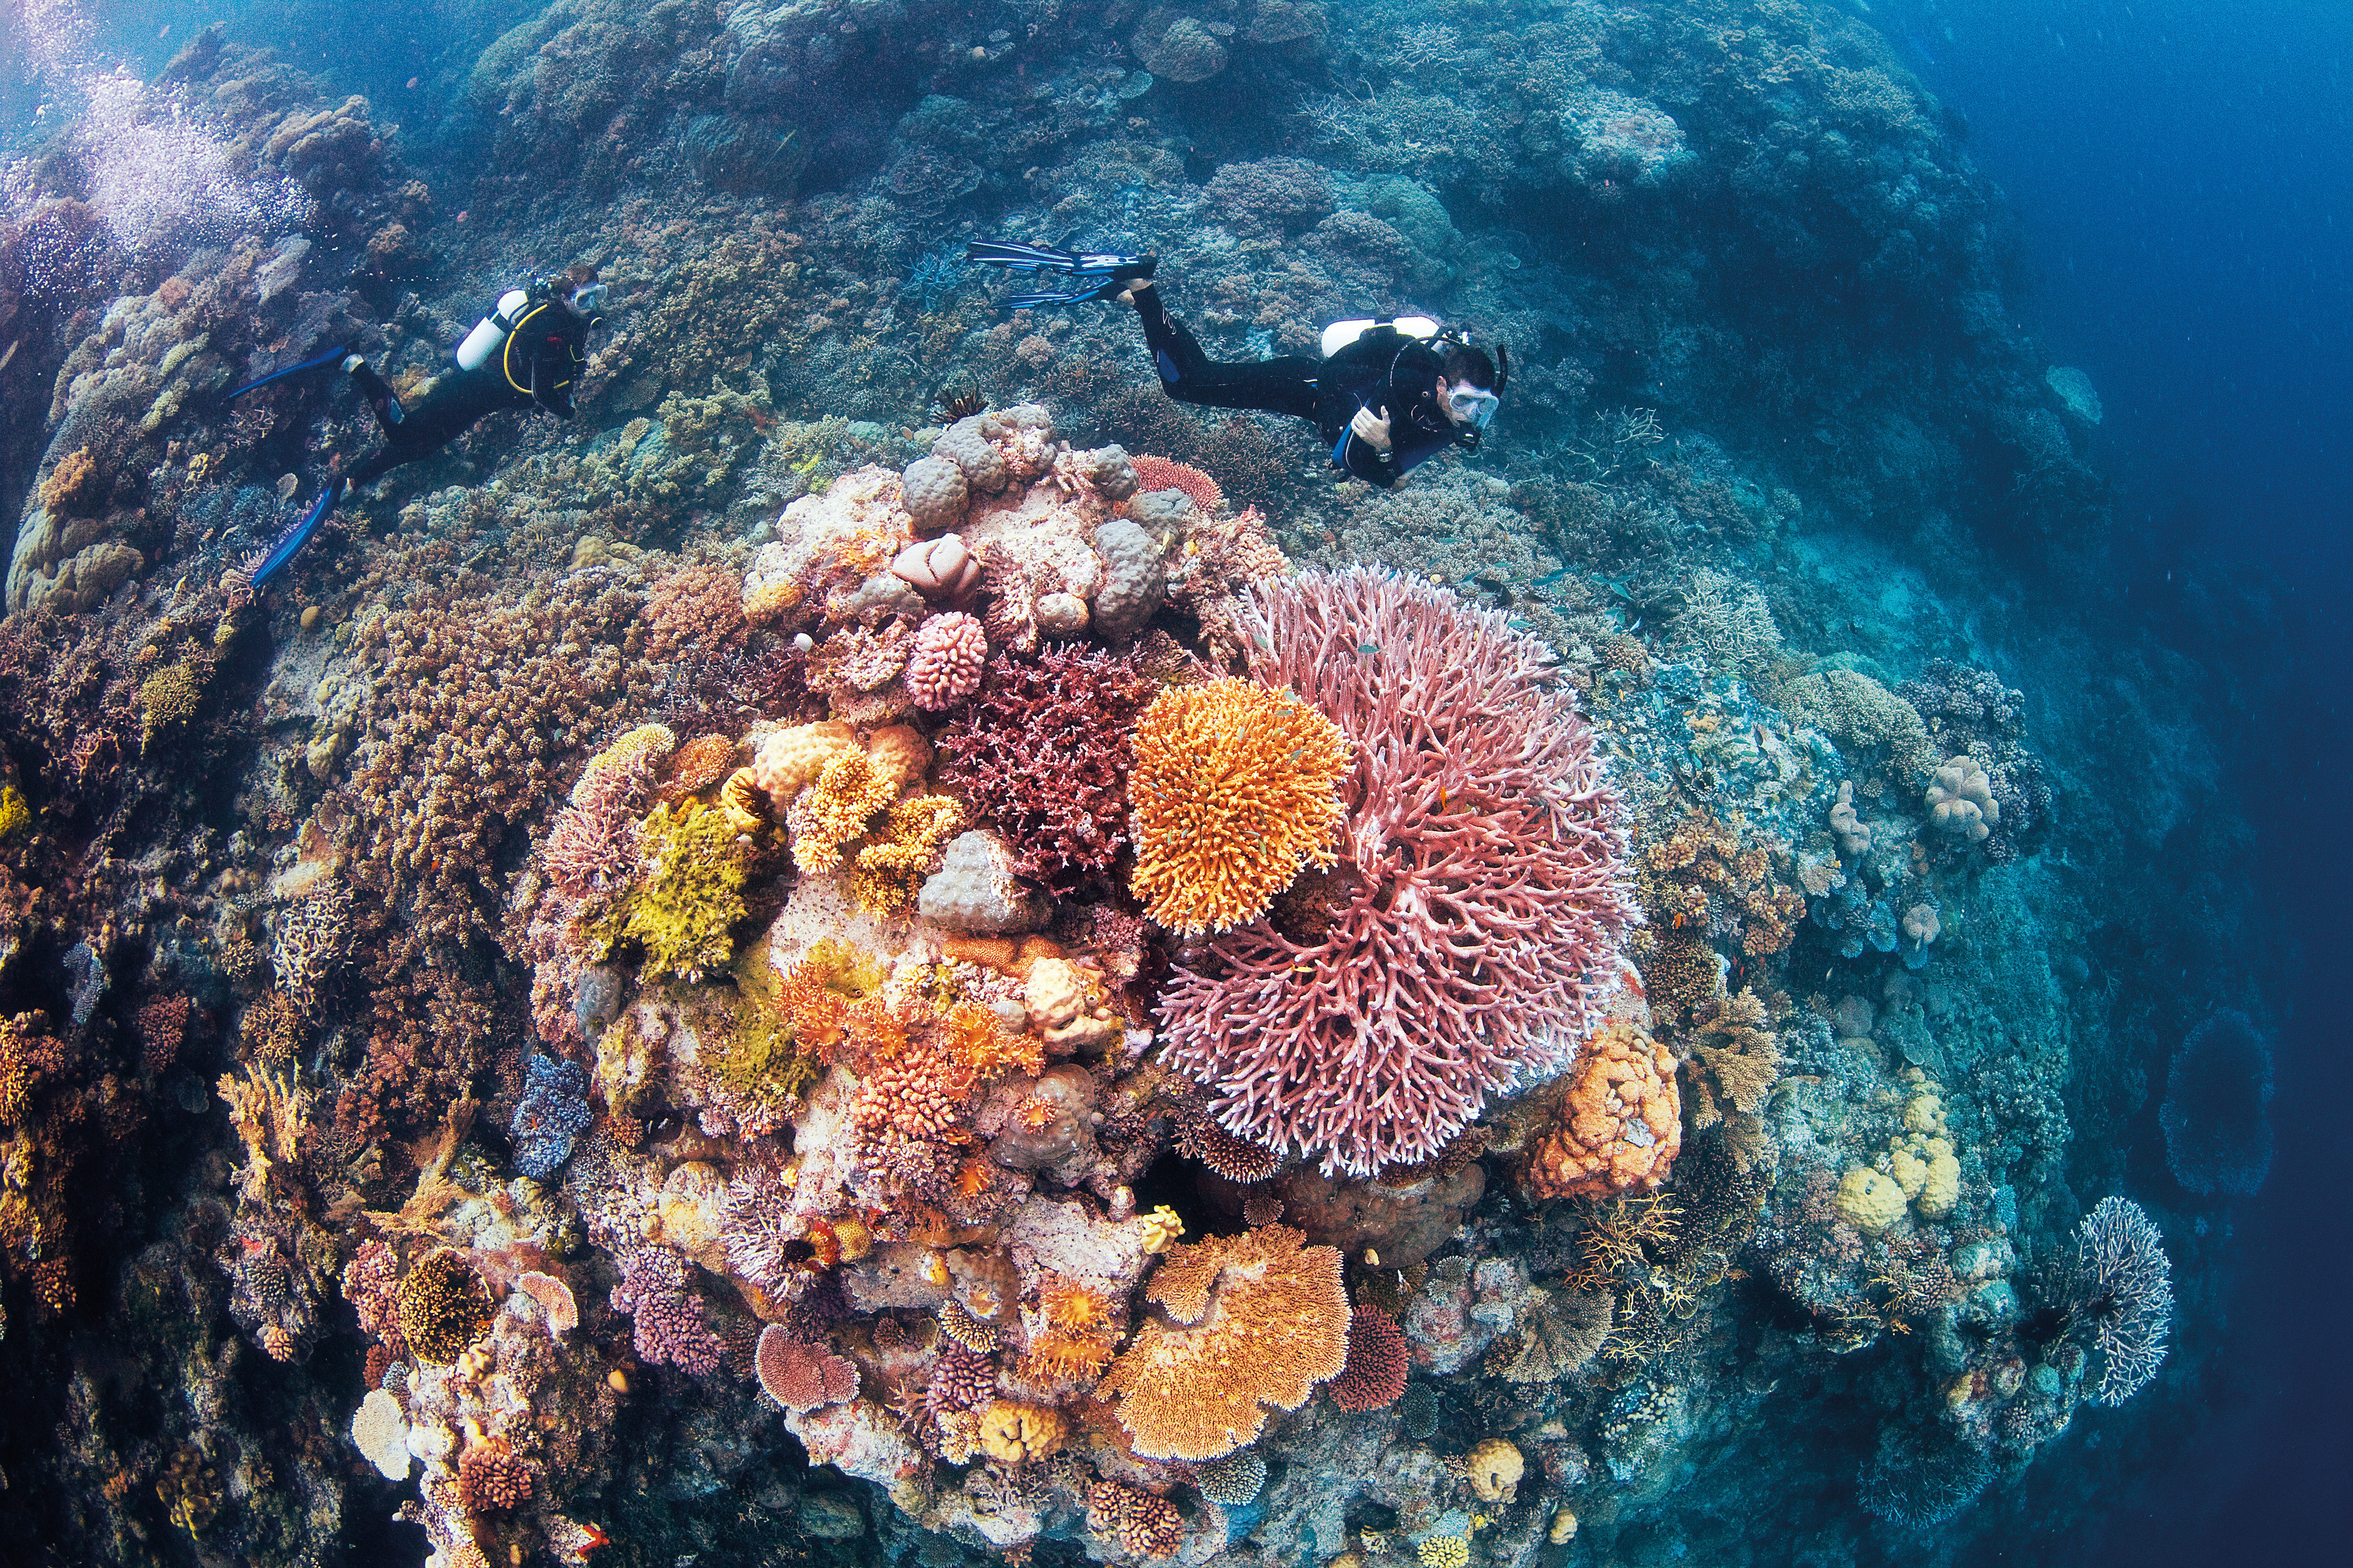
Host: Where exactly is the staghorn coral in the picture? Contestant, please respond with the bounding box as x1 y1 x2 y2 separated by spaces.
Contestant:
1157 569 1636 1178
789 750 896 875
1128 678 1353 937
2055 1197 2173 1406
933 647 1157 897
1522 1015 1683 1201
1096 1224 1349 1459
849 795 964 915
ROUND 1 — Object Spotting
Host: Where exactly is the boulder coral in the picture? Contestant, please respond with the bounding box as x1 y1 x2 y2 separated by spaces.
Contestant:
1522 1015 1683 1201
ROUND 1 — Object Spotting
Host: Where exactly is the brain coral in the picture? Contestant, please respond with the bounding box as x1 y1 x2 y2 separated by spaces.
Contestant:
2159 1008 2274 1196
1128 678 1353 937
1096 1224 1349 1460
1156 568 1635 1177
1520 1015 1682 1201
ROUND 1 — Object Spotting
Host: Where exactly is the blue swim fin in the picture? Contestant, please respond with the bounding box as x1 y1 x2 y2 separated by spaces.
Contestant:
226 343 351 401
249 479 346 587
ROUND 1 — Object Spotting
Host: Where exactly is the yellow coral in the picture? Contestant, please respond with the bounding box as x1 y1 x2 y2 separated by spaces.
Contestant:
139 660 205 751
611 799 749 980
1138 1205 1184 1253
978 1398 1068 1463
0 785 28 841
749 720 857 801
1127 678 1352 936
1096 1224 1350 1459
572 723 676 806
1835 1167 1908 1235
790 750 894 874
718 767 768 835
849 794 963 913
1417 1535 1469 1568
1916 1138 1960 1219
1467 1437 1523 1501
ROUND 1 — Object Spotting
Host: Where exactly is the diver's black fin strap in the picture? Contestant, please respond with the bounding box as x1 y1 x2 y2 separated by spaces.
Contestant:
226 343 351 401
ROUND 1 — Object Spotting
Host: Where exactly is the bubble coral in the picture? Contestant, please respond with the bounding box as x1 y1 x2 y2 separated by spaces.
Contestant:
395 1250 493 1365
903 612 990 710
1096 1224 1350 1459
1157 569 1635 1178
1128 678 1353 937
1520 1016 1682 1201
1328 1305 1409 1412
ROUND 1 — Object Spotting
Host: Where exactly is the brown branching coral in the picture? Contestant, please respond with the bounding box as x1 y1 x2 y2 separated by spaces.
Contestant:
1638 810 1806 957
395 1248 493 1365
1096 1224 1350 1459
1683 987 1784 1135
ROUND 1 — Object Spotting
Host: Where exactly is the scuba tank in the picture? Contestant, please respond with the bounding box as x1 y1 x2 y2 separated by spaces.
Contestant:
1320 314 1441 358
455 289 533 371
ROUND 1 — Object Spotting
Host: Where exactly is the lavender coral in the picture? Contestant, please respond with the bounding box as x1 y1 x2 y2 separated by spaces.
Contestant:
611 1245 725 1376
1156 568 1636 1176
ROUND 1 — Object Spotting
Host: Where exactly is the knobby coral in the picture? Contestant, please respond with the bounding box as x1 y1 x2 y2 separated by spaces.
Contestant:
1156 568 1636 1176
1521 1015 1683 1201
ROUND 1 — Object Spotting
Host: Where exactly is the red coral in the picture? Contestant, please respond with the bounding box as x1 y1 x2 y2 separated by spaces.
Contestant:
1328 1306 1408 1410
934 648 1156 896
754 1324 861 1412
341 1238 408 1357
1156 568 1637 1178
1127 454 1224 516
135 995 192 1075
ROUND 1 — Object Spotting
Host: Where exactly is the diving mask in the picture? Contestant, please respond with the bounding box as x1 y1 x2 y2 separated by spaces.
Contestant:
1446 382 1500 429
568 280 609 314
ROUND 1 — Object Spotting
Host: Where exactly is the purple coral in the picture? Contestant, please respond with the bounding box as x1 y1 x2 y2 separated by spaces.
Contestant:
934 647 1157 896
510 1054 593 1181
1156 568 1637 1178
610 1246 724 1376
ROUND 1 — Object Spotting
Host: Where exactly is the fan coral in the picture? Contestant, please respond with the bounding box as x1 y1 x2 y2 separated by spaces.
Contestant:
2058 1197 2173 1406
1096 1224 1349 1459
510 1054 594 1181
1521 1015 1680 1200
934 648 1157 896
755 1325 861 1411
1157 568 1636 1177
2159 1008 2274 1196
395 1250 492 1364
1328 1305 1409 1411
1128 678 1353 937
611 1245 725 1376
904 612 990 710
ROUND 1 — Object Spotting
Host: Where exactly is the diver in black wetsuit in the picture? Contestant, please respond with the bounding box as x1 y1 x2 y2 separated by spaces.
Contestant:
232 266 608 585
961 238 1506 490
1123 276 1505 489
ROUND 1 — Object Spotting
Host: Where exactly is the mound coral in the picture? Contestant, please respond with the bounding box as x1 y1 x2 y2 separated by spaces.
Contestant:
1156 568 1636 1177
1096 1224 1349 1460
1128 678 1353 937
1521 1016 1682 1201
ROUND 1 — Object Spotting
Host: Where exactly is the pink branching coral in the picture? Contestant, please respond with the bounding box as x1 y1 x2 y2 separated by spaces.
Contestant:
610 1246 724 1376
904 611 989 710
1156 568 1636 1178
851 1038 975 1199
933 647 1157 896
755 1324 860 1411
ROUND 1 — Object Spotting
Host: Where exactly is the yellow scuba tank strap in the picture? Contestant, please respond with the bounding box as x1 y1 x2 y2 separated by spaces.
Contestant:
502 303 553 396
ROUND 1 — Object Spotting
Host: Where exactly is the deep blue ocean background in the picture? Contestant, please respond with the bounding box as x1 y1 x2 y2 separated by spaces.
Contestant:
3 0 2347 1560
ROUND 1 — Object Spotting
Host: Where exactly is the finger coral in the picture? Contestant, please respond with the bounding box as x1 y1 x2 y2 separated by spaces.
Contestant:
1127 678 1352 937
1521 1015 1683 1201
1157 568 1636 1177
611 1245 725 1376
903 612 989 710
1096 1224 1348 1459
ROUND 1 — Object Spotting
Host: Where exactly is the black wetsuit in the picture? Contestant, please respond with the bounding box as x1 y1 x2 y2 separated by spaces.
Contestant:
345 294 603 487
1132 290 1471 488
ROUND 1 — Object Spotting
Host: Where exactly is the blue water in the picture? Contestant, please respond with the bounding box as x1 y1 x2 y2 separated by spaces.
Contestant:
1874 2 2353 1558
4 0 2348 1560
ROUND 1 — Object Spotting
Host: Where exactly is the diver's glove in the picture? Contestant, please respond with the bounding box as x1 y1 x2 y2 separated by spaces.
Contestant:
966 239 1155 308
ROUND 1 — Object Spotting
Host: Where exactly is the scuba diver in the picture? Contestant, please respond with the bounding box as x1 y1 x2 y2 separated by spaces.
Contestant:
226 265 609 585
965 238 1505 490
